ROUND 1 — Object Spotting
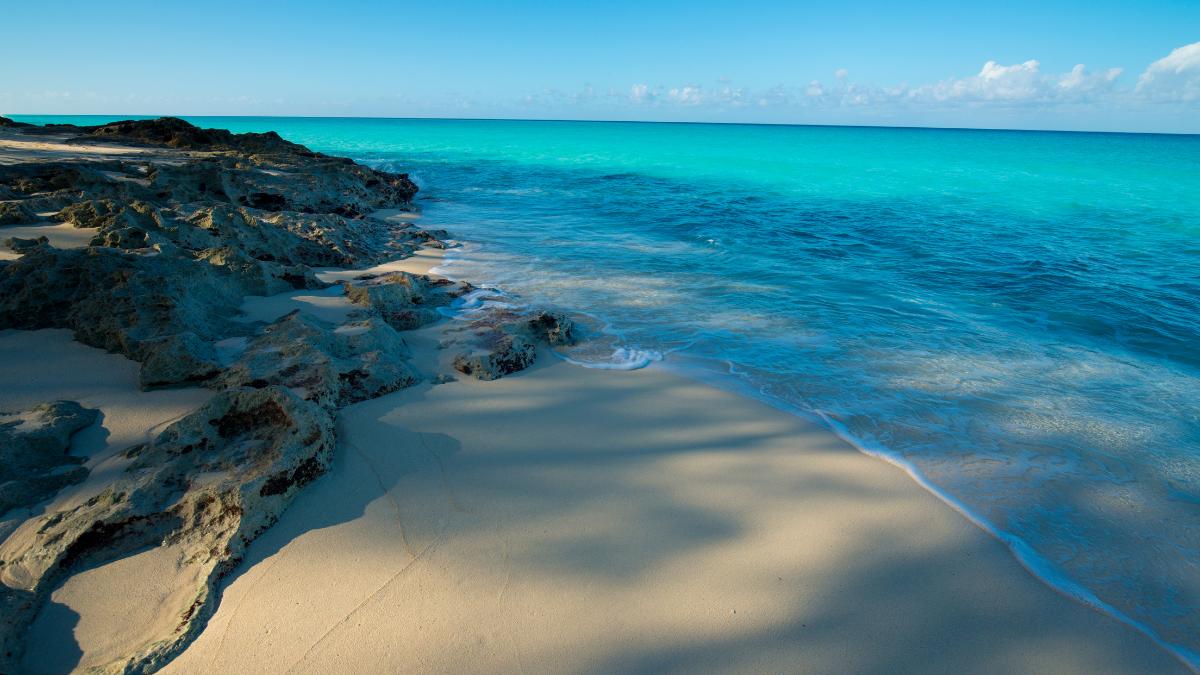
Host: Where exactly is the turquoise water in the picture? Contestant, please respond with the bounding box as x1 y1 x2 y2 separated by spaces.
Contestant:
18 116 1200 662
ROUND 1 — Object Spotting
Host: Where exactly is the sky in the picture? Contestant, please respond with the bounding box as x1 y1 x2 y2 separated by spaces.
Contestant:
2 0 1198 133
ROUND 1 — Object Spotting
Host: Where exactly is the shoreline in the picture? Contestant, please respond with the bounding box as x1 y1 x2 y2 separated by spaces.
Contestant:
387 238 1200 673
163 276 1185 672
0 117 1190 673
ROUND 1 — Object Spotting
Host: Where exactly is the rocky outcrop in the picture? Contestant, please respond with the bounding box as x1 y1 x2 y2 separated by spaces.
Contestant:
0 387 334 674
0 118 434 670
0 401 99 516
0 116 582 672
219 311 418 408
450 309 579 380
0 246 248 363
139 332 223 390
343 271 473 331
2 236 47 253
0 201 37 225
0 116 33 129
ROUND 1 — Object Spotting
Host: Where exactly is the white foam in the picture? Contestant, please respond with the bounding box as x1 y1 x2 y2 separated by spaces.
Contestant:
558 346 663 371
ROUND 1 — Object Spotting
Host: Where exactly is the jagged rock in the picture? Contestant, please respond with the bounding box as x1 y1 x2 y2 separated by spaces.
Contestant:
343 272 471 331
3 236 47 253
139 332 223 389
452 330 537 381
0 201 36 225
450 308 581 380
195 246 323 296
218 311 417 408
0 116 33 129
84 117 317 156
0 246 246 360
0 117 437 671
527 311 578 346
0 401 98 516
0 386 334 673
56 199 122 228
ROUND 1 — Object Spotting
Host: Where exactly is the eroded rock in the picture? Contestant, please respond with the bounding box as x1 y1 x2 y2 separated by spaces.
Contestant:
0 401 98 516
218 311 417 408
450 308 579 380
343 272 472 331
0 387 334 673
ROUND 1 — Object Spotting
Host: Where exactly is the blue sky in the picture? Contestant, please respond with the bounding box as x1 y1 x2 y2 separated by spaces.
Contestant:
2 0 1198 132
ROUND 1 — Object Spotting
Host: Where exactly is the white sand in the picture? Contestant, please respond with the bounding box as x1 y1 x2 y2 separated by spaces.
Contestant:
162 349 1184 673
1 222 99 253
237 286 359 325
239 247 449 325
0 329 212 464
22 543 204 675
0 132 158 165
314 246 447 282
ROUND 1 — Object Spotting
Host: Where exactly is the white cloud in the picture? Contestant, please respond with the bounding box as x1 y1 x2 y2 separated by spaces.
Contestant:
666 85 704 106
1059 64 1123 93
1137 41 1200 101
522 44 1197 131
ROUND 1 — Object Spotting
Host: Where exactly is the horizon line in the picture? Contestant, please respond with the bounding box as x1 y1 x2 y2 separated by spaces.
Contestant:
7 112 1200 138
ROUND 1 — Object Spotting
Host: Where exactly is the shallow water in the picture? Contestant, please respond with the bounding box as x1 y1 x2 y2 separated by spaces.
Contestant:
19 115 1200 662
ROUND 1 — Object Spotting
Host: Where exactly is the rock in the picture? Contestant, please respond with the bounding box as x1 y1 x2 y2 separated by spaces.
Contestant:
0 201 36 225
56 199 122 228
0 116 440 671
0 116 33 129
0 401 98 516
342 272 471 331
0 387 334 673
0 246 246 360
527 311 578 346
139 332 223 389
3 236 48 253
218 311 417 408
452 329 537 380
449 307 581 380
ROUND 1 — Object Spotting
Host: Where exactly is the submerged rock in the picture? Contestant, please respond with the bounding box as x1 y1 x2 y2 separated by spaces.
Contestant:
0 387 334 673
0 401 98 516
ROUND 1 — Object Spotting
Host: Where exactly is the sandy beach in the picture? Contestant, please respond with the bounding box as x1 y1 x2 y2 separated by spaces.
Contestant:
163 315 1183 673
0 118 1190 674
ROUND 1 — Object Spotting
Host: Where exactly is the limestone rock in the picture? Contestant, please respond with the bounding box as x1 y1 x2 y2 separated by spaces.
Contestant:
0 386 334 673
527 311 578 346
139 332 223 389
450 308 580 380
0 201 36 225
452 330 537 381
0 246 245 360
343 272 472 331
2 236 47 253
0 401 98 516
218 311 417 408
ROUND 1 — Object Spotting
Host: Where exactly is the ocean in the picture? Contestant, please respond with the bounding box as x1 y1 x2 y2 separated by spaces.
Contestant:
16 115 1200 662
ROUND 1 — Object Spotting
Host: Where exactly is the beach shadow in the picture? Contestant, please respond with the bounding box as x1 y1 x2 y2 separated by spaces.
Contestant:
21 600 83 675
